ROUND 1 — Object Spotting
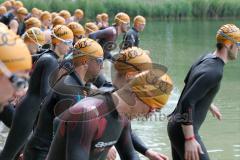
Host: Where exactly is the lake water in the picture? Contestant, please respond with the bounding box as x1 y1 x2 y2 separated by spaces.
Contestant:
129 19 240 160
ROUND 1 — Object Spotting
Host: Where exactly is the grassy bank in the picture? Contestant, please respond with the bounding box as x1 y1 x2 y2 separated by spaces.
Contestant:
1 0 240 20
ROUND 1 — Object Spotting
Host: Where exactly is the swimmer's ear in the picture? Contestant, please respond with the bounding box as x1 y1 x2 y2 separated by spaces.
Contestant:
83 63 88 70
125 71 138 81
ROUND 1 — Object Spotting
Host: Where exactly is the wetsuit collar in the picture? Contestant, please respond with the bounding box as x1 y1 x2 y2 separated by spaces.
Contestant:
211 53 226 65
132 27 139 33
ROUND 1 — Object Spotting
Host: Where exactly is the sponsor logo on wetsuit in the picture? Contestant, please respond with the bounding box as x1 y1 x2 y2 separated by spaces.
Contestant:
95 140 117 148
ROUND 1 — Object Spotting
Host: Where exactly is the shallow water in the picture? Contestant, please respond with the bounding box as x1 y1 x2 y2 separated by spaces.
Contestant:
129 19 240 160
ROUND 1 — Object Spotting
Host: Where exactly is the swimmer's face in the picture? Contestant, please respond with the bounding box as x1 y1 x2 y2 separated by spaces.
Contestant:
58 40 73 56
121 22 130 33
25 42 38 54
138 24 145 32
0 71 29 105
116 89 152 120
65 18 71 24
43 18 52 27
128 96 152 119
86 57 103 80
0 75 15 105
228 43 239 60
18 14 27 21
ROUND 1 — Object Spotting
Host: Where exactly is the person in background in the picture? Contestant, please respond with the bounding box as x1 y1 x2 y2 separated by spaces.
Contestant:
121 15 146 50
167 24 239 160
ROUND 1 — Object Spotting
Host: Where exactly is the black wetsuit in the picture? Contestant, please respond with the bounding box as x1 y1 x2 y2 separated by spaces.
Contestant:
121 27 139 50
167 53 224 160
23 71 88 160
0 50 59 160
89 26 118 60
46 92 139 160
0 11 15 26
0 103 15 128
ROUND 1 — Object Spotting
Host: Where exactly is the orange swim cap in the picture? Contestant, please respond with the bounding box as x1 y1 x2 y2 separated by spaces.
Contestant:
85 22 98 34
25 17 41 30
113 47 152 74
216 24 240 45
74 9 84 19
51 25 73 45
0 6 7 15
16 7 28 16
0 28 32 74
40 11 52 21
134 15 146 25
23 27 45 46
130 70 173 109
52 16 65 27
67 22 85 37
114 12 130 25
73 38 103 59
59 10 71 20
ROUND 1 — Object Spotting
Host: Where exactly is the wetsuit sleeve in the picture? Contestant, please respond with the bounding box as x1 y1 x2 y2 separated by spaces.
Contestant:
180 71 221 125
131 129 149 155
122 32 135 49
89 28 113 40
134 34 139 47
93 74 113 88
0 103 15 128
38 55 59 99
115 122 140 160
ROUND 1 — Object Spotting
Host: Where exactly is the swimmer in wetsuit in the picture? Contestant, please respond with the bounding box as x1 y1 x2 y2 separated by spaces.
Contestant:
71 9 84 23
46 68 173 160
111 47 170 160
0 24 32 125
121 15 146 50
23 38 104 160
167 24 240 160
89 12 130 60
0 25 74 160
67 22 85 44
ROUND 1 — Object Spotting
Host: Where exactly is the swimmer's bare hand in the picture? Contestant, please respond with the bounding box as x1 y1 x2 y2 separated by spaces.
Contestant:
210 104 222 120
106 146 117 160
185 139 204 160
145 149 169 160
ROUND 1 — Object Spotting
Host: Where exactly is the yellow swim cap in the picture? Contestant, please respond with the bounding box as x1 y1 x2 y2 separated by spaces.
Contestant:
13 1 24 9
216 24 240 45
52 16 65 27
130 70 173 109
51 25 73 45
73 38 103 59
101 13 109 21
114 47 152 74
114 12 130 25
16 7 28 15
59 10 71 20
23 27 45 46
0 28 32 74
134 15 146 25
25 17 42 30
2 1 12 9
0 6 7 15
67 22 85 37
40 11 52 21
85 22 98 34
74 9 84 19
51 12 58 20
